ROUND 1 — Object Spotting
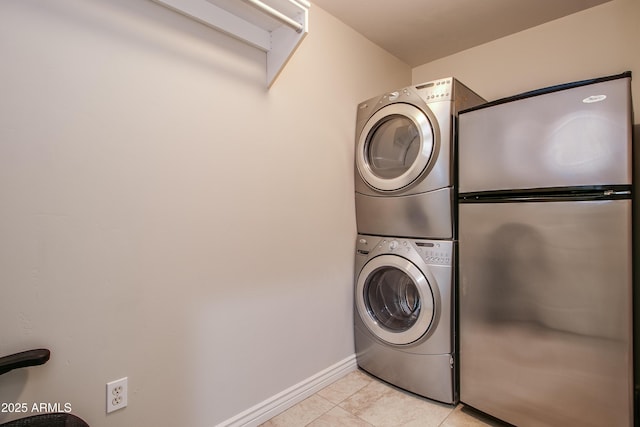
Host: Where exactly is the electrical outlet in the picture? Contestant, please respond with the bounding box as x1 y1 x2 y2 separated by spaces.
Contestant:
106 377 128 413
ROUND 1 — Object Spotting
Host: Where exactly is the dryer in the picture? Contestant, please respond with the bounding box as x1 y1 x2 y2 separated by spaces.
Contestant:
354 234 456 404
355 78 485 239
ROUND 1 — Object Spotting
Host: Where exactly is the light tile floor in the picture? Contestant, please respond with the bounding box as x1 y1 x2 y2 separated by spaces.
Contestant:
260 369 508 427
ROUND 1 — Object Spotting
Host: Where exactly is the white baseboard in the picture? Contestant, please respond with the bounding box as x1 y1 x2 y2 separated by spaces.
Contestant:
216 354 358 427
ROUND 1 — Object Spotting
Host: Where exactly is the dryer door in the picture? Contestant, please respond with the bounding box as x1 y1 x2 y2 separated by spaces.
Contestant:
356 103 435 192
356 254 435 345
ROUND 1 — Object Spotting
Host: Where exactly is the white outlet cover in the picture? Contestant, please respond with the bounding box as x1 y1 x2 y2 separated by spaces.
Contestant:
106 377 128 413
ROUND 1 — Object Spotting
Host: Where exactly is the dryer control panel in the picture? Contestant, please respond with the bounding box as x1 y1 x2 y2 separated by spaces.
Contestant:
415 78 454 102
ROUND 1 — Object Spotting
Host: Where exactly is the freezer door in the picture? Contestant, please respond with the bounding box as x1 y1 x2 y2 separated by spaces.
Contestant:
459 199 633 426
458 77 632 193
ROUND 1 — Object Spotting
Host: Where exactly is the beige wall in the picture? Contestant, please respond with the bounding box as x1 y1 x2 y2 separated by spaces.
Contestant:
0 1 410 426
413 0 640 123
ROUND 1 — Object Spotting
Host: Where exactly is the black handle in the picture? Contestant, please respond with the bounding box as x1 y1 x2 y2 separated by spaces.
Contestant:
0 349 50 376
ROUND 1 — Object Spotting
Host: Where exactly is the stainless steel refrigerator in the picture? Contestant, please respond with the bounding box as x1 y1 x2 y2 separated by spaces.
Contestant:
457 72 634 426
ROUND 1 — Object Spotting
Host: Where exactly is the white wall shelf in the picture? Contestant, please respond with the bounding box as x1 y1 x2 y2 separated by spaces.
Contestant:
153 0 309 88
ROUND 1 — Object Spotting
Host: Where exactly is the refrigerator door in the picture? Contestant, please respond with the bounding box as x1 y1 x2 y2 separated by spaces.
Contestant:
458 76 632 193
459 199 633 426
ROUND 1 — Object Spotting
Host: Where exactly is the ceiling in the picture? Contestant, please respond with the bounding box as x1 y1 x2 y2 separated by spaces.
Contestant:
311 0 612 67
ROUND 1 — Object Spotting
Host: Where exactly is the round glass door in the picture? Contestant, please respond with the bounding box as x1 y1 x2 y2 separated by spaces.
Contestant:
356 103 435 192
356 255 435 345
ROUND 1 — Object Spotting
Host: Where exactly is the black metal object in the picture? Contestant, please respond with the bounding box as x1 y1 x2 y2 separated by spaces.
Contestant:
0 350 90 426
0 413 89 427
0 350 50 376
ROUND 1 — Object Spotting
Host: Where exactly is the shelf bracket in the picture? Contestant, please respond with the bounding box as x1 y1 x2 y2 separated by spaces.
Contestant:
152 0 310 88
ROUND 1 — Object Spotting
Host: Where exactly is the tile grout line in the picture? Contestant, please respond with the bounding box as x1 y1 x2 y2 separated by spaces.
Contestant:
334 379 379 427
310 372 375 426
303 394 337 427
437 405 456 427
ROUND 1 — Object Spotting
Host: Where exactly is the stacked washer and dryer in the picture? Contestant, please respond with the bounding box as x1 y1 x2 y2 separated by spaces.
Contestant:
353 78 485 404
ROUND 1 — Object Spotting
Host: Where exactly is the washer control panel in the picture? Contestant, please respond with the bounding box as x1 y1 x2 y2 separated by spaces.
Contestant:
414 241 452 266
356 236 453 266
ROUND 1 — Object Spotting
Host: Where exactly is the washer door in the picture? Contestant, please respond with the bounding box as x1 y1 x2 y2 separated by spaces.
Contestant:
356 255 435 345
356 103 435 192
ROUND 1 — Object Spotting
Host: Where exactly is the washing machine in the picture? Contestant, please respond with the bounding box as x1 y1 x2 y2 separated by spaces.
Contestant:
354 234 456 404
355 78 485 239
